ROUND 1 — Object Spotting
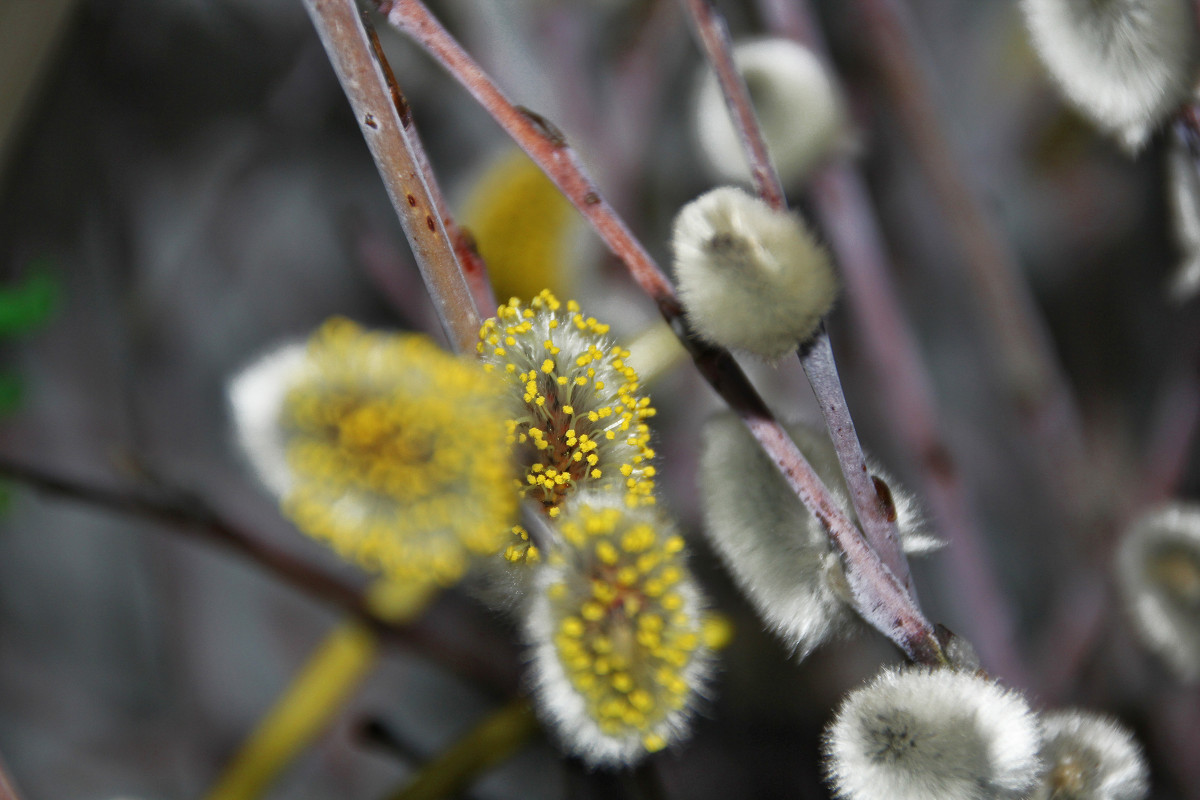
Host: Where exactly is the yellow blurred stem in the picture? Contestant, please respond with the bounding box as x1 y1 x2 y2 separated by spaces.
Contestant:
387 698 539 800
623 321 688 384
205 580 436 800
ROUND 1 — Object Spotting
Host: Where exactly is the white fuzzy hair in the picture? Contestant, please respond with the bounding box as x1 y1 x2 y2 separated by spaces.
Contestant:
698 413 940 660
672 186 837 360
1021 0 1199 152
227 342 308 498
824 666 1043 800
1116 503 1200 681
1166 134 1200 301
692 37 849 186
525 572 713 767
1030 710 1149 800
522 493 716 767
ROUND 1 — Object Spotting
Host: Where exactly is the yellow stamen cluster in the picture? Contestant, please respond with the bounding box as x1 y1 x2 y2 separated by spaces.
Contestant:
527 494 713 766
503 525 541 565
278 318 516 585
477 290 657 530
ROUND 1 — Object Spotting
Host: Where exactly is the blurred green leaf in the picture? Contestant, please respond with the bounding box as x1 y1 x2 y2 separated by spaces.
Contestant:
0 263 59 336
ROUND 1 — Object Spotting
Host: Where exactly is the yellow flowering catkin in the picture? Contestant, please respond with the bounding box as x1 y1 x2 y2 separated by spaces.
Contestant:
477 290 657 565
460 149 577 302
525 493 715 767
278 318 516 585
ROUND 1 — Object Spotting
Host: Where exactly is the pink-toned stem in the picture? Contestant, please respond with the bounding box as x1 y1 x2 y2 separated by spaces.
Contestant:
302 0 481 354
380 0 943 665
679 0 785 210
802 330 914 594
382 0 677 312
363 24 498 318
680 0 913 595
748 0 1026 684
810 165 1030 686
851 0 1090 524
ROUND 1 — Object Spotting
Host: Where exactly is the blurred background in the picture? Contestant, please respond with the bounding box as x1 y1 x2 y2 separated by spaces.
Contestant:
0 0 1197 797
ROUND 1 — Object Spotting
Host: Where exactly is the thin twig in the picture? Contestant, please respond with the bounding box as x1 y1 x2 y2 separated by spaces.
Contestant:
800 331 913 593
679 0 913 594
363 23 498 317
379 0 942 664
808 166 1029 685
850 0 1091 524
0 456 516 695
302 0 481 353
745 0 1028 685
679 0 785 210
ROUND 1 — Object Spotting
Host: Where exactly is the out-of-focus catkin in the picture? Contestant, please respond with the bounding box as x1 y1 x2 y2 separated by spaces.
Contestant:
1021 0 1199 152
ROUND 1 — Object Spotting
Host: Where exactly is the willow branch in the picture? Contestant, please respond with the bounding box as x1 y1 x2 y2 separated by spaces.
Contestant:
808 167 1028 685
851 0 1090 522
740 0 1026 682
680 0 913 594
363 23 497 317
679 0 785 210
379 0 942 665
800 330 913 593
0 456 516 695
302 0 481 353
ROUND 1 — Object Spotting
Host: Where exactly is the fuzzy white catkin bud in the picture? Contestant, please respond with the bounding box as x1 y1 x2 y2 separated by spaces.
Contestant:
698 413 941 659
524 492 715 766
1021 0 1200 152
824 666 1043 800
228 342 308 497
693 38 849 187
1116 502 1200 681
672 186 837 359
1031 710 1149 800
1166 133 1200 301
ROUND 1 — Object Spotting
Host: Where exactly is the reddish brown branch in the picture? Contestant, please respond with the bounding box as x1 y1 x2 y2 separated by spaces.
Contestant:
378 0 678 317
364 23 497 317
808 166 1029 684
378 0 941 664
680 0 914 595
679 0 785 210
302 0 481 353
746 0 1027 683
